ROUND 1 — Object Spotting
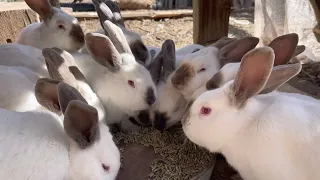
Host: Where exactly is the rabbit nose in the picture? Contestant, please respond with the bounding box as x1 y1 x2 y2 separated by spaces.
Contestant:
137 110 151 126
153 112 167 131
146 87 156 106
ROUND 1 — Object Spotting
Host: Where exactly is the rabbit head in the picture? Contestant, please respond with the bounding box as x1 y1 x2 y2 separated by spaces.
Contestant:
85 20 156 116
189 33 302 102
182 46 302 152
57 82 120 180
92 0 151 68
35 80 120 179
171 36 259 100
41 47 107 123
22 0 84 52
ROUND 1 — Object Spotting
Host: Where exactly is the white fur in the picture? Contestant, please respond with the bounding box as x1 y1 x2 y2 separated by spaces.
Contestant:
183 80 320 180
152 77 187 129
0 44 107 122
173 46 222 100
190 62 241 100
147 44 205 67
16 6 83 52
0 108 120 180
0 43 49 77
71 52 156 125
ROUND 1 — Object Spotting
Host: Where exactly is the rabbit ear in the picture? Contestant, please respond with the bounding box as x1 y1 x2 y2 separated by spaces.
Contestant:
268 33 299 66
149 51 162 84
206 72 223 90
293 45 306 58
210 37 237 49
218 37 259 67
230 47 274 108
69 66 87 82
130 39 150 66
48 0 60 9
93 0 114 35
25 0 54 20
104 0 125 26
85 33 122 72
161 39 176 79
35 78 61 114
42 48 78 88
103 20 132 55
57 81 87 114
93 0 125 29
260 63 302 94
63 100 100 149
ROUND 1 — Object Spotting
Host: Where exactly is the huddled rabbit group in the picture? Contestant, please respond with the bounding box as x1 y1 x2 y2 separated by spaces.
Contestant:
0 0 319 180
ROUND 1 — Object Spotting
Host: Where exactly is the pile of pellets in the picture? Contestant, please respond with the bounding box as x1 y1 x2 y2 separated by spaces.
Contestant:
114 127 216 180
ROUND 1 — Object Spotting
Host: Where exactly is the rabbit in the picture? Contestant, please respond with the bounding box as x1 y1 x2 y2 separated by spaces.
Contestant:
149 39 188 130
89 0 151 68
147 43 206 67
71 20 157 128
130 39 187 130
182 46 320 180
0 46 107 123
170 36 259 101
189 33 304 102
0 43 49 77
0 81 120 180
41 47 107 123
16 0 84 52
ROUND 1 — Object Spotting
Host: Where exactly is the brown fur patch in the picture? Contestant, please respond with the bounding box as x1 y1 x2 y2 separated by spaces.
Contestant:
69 66 86 82
70 24 85 44
171 63 195 89
206 72 223 90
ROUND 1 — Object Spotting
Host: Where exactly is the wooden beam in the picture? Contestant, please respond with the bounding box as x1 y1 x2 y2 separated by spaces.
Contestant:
68 9 193 20
193 0 232 45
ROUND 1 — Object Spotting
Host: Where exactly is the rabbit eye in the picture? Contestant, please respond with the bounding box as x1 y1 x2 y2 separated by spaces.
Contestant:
200 106 211 115
58 24 66 30
128 80 135 88
102 163 110 172
198 68 206 73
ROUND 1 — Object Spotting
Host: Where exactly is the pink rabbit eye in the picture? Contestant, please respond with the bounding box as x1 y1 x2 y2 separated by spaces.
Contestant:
102 164 110 172
128 80 135 88
200 106 211 115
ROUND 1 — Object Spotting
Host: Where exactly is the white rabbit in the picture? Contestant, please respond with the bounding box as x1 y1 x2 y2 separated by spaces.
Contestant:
148 39 187 130
0 43 49 77
72 20 157 127
0 81 120 180
130 39 188 130
182 46 320 180
190 33 303 101
171 36 259 101
16 0 84 52
0 46 107 123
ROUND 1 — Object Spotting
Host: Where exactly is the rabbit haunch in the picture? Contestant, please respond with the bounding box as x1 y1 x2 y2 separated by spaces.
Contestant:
0 44 106 124
16 0 84 52
183 46 320 180
0 82 120 180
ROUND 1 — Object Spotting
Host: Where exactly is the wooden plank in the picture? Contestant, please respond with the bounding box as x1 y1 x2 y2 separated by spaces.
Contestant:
0 2 39 44
68 9 193 20
193 0 232 45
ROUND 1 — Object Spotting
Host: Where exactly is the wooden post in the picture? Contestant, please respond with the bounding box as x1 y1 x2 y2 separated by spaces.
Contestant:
193 0 232 45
